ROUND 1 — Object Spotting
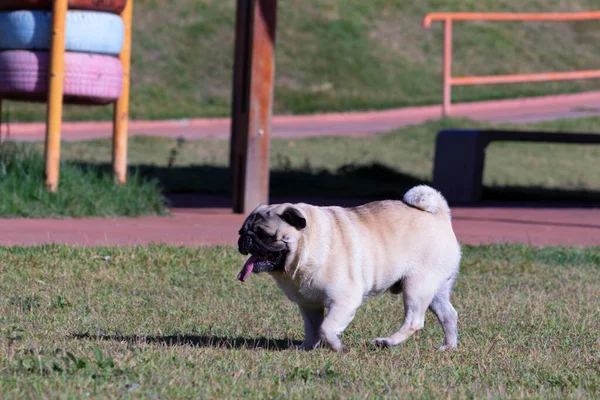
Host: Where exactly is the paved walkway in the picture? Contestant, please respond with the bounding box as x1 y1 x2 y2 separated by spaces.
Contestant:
1 93 599 248
1 205 598 247
5 91 600 142
1 196 599 247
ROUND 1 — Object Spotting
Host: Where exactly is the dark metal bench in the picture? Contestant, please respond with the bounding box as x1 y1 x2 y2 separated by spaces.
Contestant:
432 129 600 203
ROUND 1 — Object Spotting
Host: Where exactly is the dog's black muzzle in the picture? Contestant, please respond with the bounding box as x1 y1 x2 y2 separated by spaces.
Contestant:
237 231 288 274
238 233 270 258
238 234 252 255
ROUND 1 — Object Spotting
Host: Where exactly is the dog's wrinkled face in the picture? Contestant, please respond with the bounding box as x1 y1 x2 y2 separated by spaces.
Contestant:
237 204 307 282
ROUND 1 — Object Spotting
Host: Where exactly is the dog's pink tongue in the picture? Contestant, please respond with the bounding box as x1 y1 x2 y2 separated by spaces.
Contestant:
237 256 256 282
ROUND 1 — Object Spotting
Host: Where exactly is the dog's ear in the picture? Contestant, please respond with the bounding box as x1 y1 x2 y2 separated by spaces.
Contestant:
279 206 307 230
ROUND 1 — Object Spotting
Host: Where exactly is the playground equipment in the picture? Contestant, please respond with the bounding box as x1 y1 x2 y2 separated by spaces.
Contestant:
423 12 600 116
0 0 133 191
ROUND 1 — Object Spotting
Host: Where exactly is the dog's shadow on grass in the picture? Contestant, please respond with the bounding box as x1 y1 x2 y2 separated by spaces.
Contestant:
72 332 301 351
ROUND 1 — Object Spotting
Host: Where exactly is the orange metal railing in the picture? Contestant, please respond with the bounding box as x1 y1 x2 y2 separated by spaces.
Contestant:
423 12 600 116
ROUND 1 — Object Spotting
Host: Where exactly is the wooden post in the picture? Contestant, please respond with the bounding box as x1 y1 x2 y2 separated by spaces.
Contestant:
230 0 278 214
442 19 452 117
112 0 133 185
44 0 68 191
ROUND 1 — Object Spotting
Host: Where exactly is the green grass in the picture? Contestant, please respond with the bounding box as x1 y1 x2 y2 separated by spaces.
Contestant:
53 116 600 202
0 244 598 398
0 142 167 218
3 0 600 122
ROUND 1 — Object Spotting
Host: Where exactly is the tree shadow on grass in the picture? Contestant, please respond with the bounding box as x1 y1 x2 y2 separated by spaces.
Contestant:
72 332 301 351
69 160 600 208
71 161 426 199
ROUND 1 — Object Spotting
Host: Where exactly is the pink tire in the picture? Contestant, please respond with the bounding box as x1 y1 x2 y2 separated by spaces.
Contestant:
0 50 123 105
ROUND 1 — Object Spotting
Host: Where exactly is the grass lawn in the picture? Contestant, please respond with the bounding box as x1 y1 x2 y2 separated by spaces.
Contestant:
0 142 167 218
0 244 598 397
56 116 600 202
3 0 600 122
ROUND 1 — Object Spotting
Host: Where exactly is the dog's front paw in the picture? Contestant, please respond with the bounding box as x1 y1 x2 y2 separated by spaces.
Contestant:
438 344 457 352
299 340 321 351
322 342 345 352
328 343 346 353
322 338 345 352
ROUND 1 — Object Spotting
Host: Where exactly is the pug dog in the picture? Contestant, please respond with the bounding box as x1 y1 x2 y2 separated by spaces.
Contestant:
237 185 461 352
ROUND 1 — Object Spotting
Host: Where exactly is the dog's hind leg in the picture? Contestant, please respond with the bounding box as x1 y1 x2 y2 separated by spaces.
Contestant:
428 275 458 351
373 277 435 348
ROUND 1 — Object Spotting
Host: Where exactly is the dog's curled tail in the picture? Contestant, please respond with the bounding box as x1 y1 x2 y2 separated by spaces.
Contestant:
403 185 451 220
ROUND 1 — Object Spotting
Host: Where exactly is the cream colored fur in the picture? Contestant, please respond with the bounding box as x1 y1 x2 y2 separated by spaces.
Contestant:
241 185 461 351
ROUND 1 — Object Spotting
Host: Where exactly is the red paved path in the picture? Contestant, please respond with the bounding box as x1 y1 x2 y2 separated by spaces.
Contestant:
1 93 599 247
1 197 598 247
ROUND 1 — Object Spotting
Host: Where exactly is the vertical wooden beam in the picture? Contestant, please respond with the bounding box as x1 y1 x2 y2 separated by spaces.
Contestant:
113 0 133 185
230 0 278 214
442 19 453 117
44 0 68 192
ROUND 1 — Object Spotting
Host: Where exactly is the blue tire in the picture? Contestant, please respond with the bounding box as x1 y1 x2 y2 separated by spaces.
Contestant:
0 10 124 55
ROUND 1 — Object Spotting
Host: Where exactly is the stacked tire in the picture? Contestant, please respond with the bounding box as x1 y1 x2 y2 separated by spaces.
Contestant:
0 0 127 105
